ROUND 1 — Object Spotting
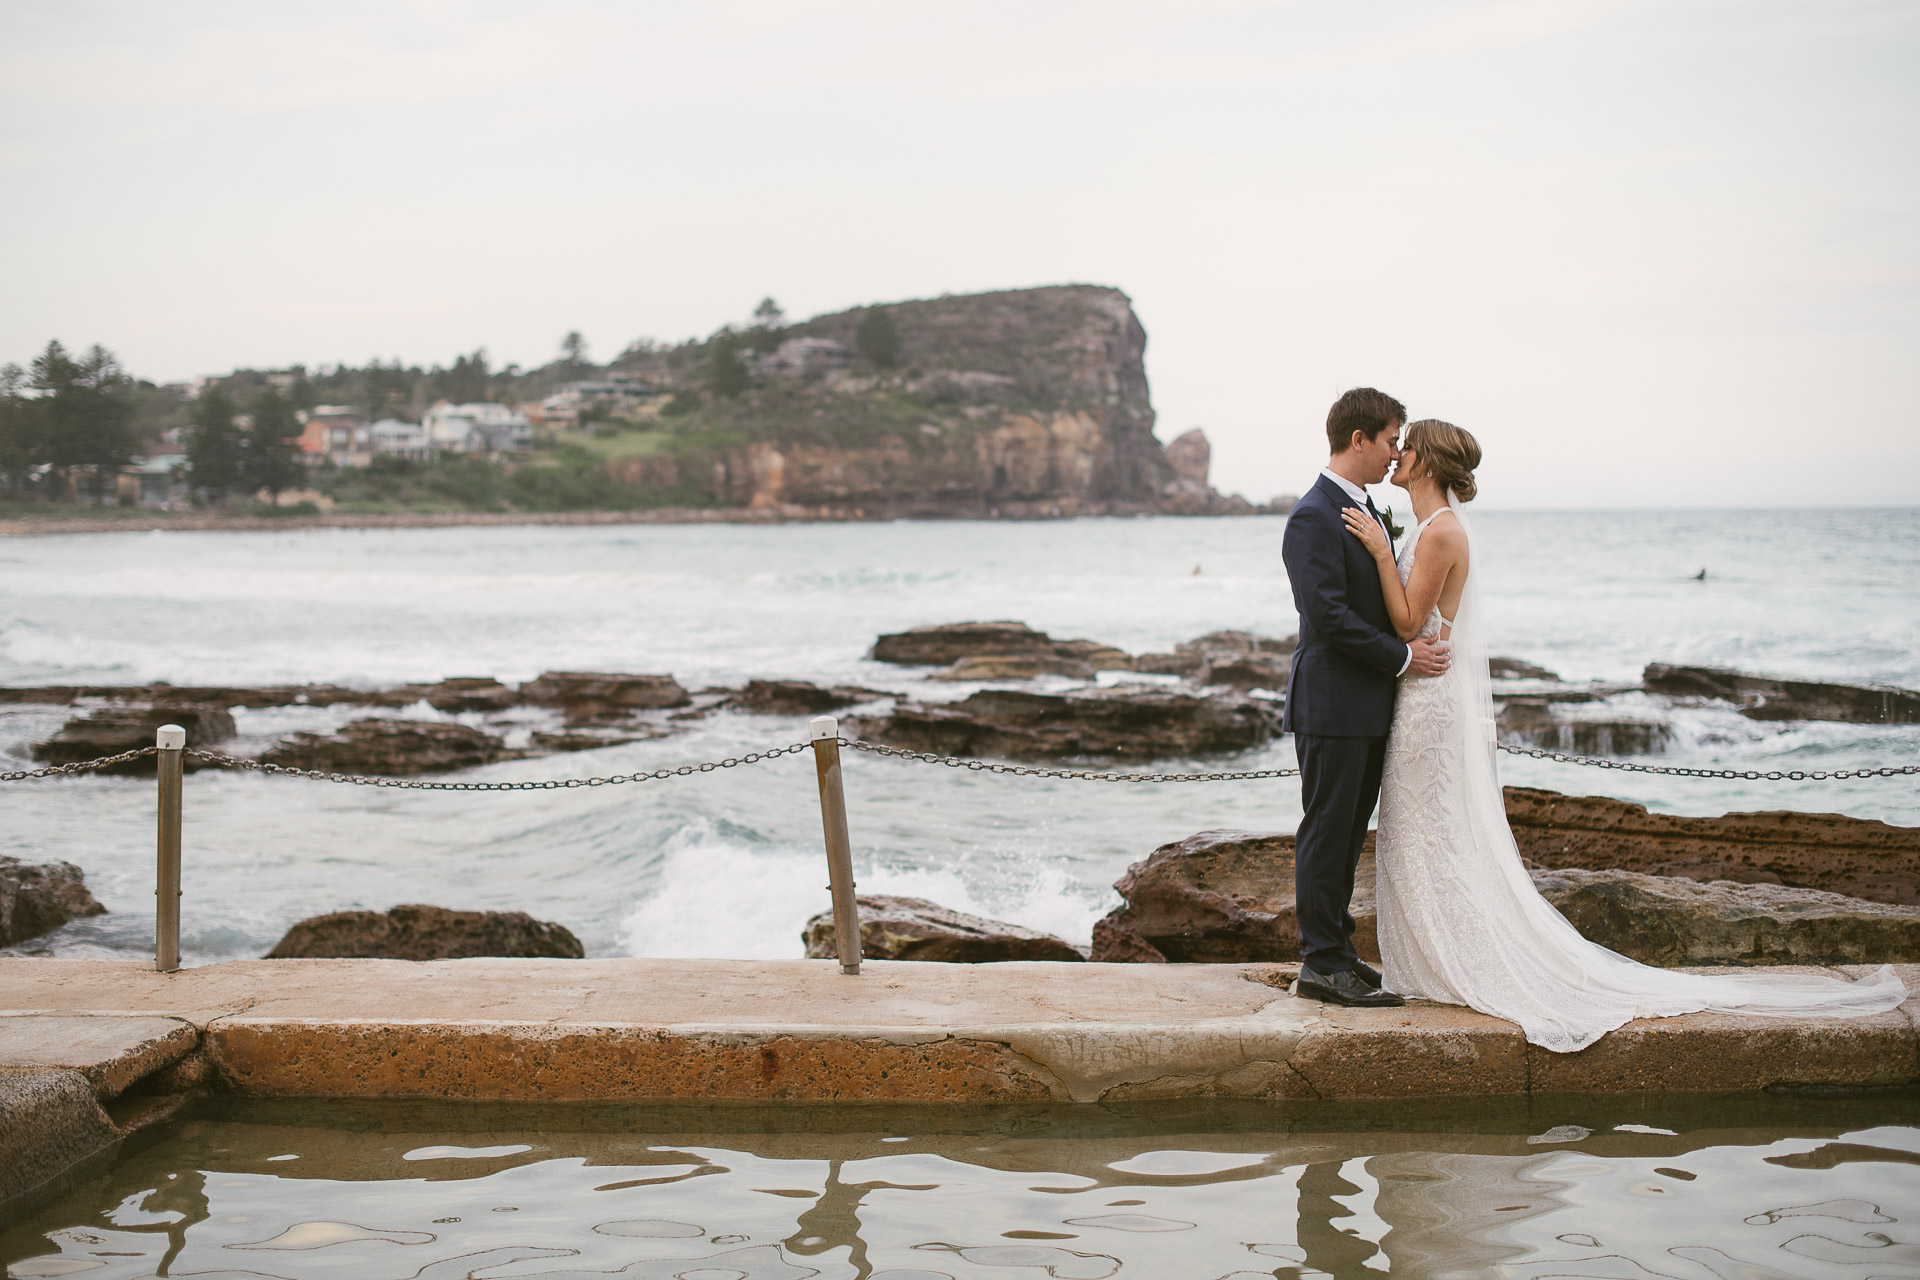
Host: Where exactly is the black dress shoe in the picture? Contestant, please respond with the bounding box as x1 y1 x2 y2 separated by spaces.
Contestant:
1350 959 1384 989
1293 965 1405 1008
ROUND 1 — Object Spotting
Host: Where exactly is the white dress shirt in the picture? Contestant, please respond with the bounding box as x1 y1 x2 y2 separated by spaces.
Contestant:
1319 468 1413 677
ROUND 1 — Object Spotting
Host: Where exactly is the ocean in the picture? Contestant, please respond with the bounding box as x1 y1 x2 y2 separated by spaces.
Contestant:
3 508 1916 965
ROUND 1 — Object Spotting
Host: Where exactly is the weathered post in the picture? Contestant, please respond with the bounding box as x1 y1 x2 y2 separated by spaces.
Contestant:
808 715 862 975
155 724 185 973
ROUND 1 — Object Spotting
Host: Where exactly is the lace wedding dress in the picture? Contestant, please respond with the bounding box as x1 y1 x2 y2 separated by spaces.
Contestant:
1372 493 1908 1052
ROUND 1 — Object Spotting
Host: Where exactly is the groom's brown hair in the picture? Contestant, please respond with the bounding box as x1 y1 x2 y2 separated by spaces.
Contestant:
1326 387 1407 453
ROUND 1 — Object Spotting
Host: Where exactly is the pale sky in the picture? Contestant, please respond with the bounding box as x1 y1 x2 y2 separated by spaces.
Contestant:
3 0 1915 507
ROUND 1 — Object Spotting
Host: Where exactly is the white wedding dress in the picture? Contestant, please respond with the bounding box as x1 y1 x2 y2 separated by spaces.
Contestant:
1372 493 1909 1053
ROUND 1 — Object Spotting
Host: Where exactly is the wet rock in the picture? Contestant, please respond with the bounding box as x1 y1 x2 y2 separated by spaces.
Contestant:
1643 663 1920 725
0 856 107 946
1133 651 1207 678
31 704 236 775
406 677 518 712
1135 631 1296 690
733 680 888 715
260 718 510 775
1497 701 1673 755
265 904 584 960
871 621 1056 666
1491 657 1561 681
936 654 1097 682
528 728 662 752
803 894 1084 962
845 685 1280 761
1050 639 1135 671
1531 868 1920 967
1504 786 1920 906
519 672 692 722
1089 829 1377 964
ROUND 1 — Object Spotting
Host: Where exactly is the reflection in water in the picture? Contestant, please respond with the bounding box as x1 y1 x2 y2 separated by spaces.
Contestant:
2 1096 1916 1280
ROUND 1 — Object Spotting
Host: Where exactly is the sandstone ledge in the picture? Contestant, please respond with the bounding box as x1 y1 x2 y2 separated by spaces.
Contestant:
2 958 1912 1113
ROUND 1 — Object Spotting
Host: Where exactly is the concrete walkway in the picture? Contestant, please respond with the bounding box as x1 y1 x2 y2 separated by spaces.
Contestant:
6 956 1916 1106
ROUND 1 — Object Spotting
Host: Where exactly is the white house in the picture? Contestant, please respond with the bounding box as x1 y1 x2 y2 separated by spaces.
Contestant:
421 402 534 454
370 419 431 459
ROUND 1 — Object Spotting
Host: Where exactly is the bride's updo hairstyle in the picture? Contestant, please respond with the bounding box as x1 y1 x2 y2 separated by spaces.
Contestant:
1403 419 1482 503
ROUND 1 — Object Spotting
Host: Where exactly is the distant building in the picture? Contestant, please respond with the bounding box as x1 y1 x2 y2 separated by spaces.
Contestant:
759 337 850 377
529 372 659 429
422 402 533 454
296 405 371 467
118 448 187 506
370 418 430 459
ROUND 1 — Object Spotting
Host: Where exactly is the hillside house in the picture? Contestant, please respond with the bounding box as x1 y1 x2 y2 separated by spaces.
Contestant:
296 406 372 467
422 402 533 454
759 337 850 377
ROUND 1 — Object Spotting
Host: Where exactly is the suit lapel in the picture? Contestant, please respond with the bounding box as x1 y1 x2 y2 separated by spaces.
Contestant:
1313 475 1394 557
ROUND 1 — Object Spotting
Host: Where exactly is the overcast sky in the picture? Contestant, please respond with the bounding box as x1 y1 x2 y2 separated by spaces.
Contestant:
3 0 1915 507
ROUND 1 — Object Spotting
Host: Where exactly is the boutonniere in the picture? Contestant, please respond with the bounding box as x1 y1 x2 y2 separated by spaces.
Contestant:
1381 508 1404 541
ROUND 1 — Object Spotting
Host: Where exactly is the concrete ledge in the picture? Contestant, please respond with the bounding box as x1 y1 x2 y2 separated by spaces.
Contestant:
1 958 1913 1107
0 1070 118 1205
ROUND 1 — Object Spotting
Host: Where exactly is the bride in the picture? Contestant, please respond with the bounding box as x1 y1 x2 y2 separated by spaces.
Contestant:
1339 418 1908 1053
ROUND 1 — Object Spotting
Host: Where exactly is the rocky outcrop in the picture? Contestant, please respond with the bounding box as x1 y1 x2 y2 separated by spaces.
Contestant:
803 895 1084 963
1644 664 1920 724
265 904 584 960
936 654 1099 681
1090 829 1376 964
1092 813 1920 968
32 704 235 775
1532 868 1920 967
735 680 888 715
260 719 511 776
519 671 692 722
846 686 1280 761
1490 657 1561 681
0 856 107 946
1497 701 1673 755
1504 787 1920 905
874 621 1065 666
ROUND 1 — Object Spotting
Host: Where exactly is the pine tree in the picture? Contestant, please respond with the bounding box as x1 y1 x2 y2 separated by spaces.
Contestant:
186 385 246 503
854 307 900 370
245 388 303 502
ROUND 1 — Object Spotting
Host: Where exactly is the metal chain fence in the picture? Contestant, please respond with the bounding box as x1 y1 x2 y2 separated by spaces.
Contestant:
4 737 1915 787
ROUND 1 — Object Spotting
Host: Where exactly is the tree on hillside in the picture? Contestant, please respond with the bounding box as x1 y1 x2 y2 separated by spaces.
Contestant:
30 341 138 500
854 307 900 370
438 349 490 404
752 297 785 329
560 331 589 376
186 385 246 503
362 358 413 418
0 363 40 495
703 328 751 398
246 388 303 503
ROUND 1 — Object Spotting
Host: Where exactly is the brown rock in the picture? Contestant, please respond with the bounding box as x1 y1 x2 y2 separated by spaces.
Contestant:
260 718 509 775
32 703 235 775
1490 657 1561 681
870 621 1056 666
407 677 518 712
1644 663 1920 724
735 680 888 715
1504 787 1920 905
0 856 107 946
264 904 584 960
803 895 1084 962
1176 629 1296 657
935 654 1097 682
1497 700 1673 755
1134 651 1207 678
846 685 1280 761
518 671 691 722
1089 830 1377 964
1532 868 1920 966
1051 639 1135 671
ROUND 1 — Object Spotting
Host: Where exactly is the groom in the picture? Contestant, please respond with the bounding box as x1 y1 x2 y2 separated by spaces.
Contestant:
1281 387 1451 1008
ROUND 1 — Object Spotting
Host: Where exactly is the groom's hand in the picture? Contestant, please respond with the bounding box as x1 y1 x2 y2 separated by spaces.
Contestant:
1406 636 1452 678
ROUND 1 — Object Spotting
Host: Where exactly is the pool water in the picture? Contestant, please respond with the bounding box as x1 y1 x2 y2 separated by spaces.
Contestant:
5 1094 1918 1279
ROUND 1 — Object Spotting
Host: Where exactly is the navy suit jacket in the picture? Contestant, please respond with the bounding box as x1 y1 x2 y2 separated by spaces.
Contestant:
1280 474 1411 738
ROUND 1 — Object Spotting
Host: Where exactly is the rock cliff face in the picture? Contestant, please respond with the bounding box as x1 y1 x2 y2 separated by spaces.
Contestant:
640 286 1261 517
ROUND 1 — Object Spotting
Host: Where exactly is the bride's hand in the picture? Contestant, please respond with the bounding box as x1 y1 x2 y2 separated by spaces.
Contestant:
1340 507 1391 560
